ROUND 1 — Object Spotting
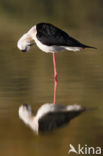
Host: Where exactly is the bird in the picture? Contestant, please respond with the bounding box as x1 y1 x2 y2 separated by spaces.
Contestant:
17 22 96 82
18 103 86 134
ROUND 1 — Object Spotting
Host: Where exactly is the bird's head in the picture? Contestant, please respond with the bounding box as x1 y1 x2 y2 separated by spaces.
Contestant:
18 104 32 124
17 33 34 52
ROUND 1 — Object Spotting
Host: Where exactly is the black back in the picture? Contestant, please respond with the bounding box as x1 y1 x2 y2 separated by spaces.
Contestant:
38 110 84 132
36 23 92 48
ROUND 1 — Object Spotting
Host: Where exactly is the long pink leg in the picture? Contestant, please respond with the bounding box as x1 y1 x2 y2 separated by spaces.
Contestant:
53 53 57 82
53 80 57 104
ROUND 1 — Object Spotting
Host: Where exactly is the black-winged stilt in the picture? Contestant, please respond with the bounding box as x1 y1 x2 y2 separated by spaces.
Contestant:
19 103 86 134
17 22 96 82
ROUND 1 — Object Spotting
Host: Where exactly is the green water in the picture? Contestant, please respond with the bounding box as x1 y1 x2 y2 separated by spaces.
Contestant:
0 0 103 156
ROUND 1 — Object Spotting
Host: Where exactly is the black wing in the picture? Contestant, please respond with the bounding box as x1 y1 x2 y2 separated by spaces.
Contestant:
36 23 94 48
39 109 85 132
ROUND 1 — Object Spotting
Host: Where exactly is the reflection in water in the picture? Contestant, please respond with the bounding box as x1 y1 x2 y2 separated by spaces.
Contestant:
18 103 86 135
18 56 86 134
0 1 103 156
53 80 57 104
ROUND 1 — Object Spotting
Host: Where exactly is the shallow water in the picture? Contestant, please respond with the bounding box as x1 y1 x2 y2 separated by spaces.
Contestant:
0 1 103 156
0 33 103 156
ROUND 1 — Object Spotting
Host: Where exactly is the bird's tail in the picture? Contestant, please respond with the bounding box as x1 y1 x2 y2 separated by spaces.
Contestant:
82 44 97 49
67 104 86 112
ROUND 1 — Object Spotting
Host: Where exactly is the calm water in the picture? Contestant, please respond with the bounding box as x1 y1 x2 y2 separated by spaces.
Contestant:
0 1 103 156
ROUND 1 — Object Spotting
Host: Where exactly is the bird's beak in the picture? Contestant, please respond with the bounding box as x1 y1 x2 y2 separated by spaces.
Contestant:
29 43 34 46
21 49 27 52
20 42 34 52
21 45 31 52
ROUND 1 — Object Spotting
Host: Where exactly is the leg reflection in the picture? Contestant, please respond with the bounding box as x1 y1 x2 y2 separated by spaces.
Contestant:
53 80 57 104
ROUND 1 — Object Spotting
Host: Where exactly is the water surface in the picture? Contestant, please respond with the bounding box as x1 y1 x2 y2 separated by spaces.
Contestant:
0 1 103 156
